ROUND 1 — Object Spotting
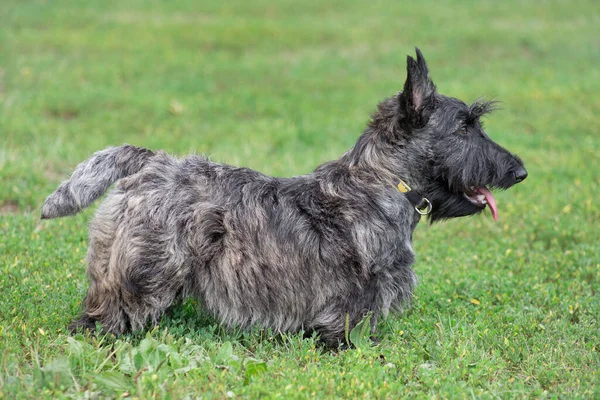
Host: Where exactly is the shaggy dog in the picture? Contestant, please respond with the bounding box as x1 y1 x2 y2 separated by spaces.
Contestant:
42 49 527 346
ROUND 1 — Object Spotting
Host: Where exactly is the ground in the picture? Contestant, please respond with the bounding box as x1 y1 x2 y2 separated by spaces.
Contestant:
0 0 598 398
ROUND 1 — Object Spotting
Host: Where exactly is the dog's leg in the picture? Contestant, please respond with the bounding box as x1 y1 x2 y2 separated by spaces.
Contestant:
69 193 130 334
308 289 381 348
311 309 381 348
70 192 192 335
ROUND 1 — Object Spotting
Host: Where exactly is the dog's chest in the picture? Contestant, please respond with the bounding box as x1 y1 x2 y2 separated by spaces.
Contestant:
348 190 418 267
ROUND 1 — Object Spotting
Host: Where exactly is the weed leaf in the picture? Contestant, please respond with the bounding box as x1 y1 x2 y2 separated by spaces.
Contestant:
94 370 130 391
349 313 373 350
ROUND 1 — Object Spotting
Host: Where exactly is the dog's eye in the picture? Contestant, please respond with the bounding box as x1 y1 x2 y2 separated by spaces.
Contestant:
457 126 468 135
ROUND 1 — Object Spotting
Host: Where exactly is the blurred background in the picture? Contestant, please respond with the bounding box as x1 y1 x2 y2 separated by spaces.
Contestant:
1 0 598 396
1 0 597 213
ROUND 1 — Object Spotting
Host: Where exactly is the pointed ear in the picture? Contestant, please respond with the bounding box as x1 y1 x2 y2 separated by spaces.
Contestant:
401 48 436 125
415 47 429 78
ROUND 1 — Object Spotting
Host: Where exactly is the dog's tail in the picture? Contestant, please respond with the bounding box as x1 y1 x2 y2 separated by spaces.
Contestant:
41 144 155 219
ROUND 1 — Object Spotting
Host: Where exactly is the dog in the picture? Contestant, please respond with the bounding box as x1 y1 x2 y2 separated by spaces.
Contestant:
42 48 527 347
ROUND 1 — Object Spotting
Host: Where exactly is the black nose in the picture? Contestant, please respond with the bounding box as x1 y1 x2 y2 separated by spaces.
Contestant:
514 167 528 183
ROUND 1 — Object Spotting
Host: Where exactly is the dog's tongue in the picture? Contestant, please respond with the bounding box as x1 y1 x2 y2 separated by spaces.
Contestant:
478 187 498 221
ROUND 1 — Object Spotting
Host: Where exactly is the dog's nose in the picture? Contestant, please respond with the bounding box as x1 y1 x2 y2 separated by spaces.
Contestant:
513 167 528 183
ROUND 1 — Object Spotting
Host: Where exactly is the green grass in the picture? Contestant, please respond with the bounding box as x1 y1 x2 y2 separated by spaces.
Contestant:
1 0 599 398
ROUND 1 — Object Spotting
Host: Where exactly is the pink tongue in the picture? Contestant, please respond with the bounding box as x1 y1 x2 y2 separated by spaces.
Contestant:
477 187 498 222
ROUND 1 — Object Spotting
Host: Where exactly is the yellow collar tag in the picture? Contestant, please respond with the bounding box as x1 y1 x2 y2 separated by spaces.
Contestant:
396 179 411 193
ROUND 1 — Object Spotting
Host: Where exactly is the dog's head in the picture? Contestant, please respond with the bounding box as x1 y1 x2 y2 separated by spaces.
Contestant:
395 48 527 222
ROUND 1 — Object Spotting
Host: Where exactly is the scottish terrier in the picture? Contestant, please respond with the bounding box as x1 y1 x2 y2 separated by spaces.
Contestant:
42 48 527 346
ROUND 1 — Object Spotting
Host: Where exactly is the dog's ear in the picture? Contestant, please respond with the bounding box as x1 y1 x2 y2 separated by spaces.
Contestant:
400 48 436 127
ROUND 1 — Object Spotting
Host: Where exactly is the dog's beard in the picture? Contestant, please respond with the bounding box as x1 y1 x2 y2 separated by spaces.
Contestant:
425 183 487 223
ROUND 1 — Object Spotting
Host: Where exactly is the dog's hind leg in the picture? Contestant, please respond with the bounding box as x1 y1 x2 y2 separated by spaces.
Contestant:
70 192 192 335
69 192 130 334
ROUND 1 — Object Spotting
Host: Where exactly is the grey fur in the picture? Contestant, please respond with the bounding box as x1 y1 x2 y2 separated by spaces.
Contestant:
42 49 526 347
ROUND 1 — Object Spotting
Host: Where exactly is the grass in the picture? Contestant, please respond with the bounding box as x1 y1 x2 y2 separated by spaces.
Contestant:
1 0 599 397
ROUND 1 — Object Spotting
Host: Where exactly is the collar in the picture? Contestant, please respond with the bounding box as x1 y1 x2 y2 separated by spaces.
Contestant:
394 178 432 215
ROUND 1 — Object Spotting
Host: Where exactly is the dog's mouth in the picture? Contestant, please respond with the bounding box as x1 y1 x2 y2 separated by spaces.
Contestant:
463 186 498 221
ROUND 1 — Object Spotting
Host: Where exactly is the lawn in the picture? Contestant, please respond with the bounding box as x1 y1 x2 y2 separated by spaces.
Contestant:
1 0 598 398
